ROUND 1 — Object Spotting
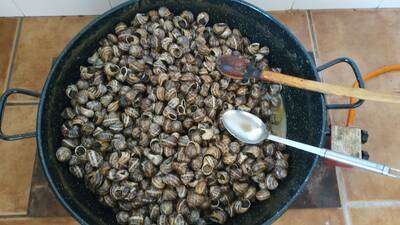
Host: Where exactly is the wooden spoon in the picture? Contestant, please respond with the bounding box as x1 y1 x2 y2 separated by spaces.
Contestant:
216 55 400 104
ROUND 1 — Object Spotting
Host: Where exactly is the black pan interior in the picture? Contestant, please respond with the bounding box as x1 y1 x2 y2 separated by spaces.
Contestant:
38 0 326 224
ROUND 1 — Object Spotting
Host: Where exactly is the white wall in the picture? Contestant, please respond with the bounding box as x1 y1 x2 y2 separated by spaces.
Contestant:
0 0 399 17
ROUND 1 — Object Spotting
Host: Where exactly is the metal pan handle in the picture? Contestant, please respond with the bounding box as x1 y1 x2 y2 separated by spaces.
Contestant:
0 88 40 141
317 57 365 110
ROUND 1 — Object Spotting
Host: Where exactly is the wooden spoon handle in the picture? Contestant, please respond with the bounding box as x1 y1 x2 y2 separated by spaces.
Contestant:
262 71 400 104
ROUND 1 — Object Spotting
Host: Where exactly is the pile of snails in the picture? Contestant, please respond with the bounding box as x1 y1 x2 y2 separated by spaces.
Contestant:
56 7 288 225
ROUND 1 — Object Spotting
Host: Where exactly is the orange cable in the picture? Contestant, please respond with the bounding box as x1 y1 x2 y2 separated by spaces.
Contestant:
346 65 400 126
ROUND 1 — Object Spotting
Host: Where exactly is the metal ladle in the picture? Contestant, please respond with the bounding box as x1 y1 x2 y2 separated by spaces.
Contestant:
222 110 400 179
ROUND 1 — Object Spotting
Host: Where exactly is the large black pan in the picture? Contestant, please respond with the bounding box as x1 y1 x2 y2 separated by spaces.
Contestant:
0 0 364 224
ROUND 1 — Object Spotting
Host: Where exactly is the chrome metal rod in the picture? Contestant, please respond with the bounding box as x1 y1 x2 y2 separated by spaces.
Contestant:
268 134 400 179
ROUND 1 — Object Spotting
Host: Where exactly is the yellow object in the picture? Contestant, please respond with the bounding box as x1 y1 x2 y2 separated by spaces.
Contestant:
346 65 400 126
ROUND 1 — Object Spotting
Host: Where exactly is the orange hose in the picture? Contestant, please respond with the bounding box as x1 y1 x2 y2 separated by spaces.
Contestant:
346 65 400 126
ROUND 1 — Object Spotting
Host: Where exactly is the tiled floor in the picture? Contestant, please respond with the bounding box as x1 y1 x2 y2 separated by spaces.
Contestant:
312 9 400 203
275 208 344 225
0 217 79 225
9 16 94 102
0 106 37 215
350 207 400 225
270 11 313 50
0 8 399 225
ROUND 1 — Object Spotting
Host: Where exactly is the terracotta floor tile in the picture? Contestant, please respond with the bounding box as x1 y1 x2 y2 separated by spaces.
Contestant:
270 11 313 50
0 18 18 94
274 208 344 225
350 207 400 225
9 16 94 102
0 105 37 215
0 217 78 225
312 9 400 201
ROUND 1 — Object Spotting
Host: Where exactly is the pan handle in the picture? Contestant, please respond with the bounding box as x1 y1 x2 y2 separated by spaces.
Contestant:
317 57 365 109
0 88 40 141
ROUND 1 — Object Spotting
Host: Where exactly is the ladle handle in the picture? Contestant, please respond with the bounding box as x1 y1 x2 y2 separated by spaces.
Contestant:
267 134 400 179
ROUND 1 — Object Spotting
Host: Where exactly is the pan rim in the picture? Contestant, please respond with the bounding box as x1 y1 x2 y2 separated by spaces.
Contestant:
37 1 325 224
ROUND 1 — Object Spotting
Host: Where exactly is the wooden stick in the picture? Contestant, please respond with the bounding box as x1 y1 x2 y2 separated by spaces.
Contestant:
262 71 400 104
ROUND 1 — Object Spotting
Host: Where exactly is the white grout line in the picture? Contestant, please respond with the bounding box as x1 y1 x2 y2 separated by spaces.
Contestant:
377 0 385 8
289 0 296 10
306 10 320 67
6 101 39 106
306 10 338 123
3 18 22 94
305 10 315 60
336 167 353 225
0 213 27 218
347 201 400 208
11 0 25 16
107 0 113 9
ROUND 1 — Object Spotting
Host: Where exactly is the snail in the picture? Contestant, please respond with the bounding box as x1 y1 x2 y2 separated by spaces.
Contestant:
57 7 288 225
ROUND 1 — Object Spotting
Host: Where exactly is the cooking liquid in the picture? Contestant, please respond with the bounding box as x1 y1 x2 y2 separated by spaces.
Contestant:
270 95 287 138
